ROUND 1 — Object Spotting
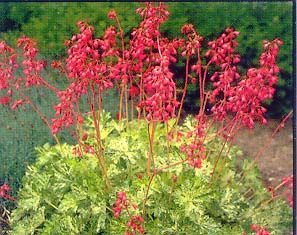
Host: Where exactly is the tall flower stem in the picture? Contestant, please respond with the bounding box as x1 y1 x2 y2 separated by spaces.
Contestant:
119 85 124 120
142 173 155 215
199 60 212 116
114 12 126 121
147 122 156 176
125 83 129 124
177 56 190 124
88 88 111 190
210 120 238 183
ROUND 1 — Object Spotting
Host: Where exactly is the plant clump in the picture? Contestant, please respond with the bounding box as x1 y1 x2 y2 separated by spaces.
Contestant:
0 2 292 235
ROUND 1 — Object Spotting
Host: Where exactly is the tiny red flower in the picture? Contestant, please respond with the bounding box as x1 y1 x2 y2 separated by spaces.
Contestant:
116 112 120 120
77 115 84 124
108 10 117 19
0 96 10 106
82 133 88 141
129 86 140 97
0 183 15 201
11 99 25 110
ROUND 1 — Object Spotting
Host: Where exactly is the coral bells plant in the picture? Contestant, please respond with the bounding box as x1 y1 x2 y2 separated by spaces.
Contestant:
0 2 292 234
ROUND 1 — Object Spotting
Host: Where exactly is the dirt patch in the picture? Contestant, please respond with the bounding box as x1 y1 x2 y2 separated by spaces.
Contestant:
233 118 293 187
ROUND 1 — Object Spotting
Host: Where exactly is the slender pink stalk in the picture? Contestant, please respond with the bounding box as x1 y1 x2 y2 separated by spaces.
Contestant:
177 56 190 124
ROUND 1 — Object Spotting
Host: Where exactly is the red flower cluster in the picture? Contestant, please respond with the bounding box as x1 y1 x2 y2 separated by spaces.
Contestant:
52 82 88 134
0 41 18 106
52 20 118 134
126 215 145 234
112 191 145 234
250 224 270 235
206 28 241 120
112 191 128 218
206 27 240 66
210 34 282 128
66 21 113 89
0 96 10 106
132 3 169 57
17 36 45 87
226 38 282 128
0 183 15 201
141 58 179 121
130 3 181 121
181 24 203 57
0 37 54 111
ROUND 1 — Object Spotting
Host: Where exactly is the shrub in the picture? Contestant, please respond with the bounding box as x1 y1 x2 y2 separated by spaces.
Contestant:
10 113 292 234
0 3 292 191
0 2 292 234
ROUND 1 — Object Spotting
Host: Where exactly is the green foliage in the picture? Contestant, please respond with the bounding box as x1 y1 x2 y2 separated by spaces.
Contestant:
11 113 292 234
11 144 107 234
0 3 139 57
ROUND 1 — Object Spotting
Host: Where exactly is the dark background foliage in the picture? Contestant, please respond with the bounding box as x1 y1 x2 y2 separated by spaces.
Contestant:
0 2 293 193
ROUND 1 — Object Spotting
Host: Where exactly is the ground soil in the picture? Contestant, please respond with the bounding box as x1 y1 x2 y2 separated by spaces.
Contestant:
233 118 293 187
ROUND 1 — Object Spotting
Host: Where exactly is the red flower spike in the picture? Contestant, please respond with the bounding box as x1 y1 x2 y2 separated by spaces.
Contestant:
128 3 181 122
0 41 18 101
127 215 145 234
52 19 120 134
209 37 282 129
112 191 145 234
17 36 45 87
181 24 203 57
112 191 128 219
